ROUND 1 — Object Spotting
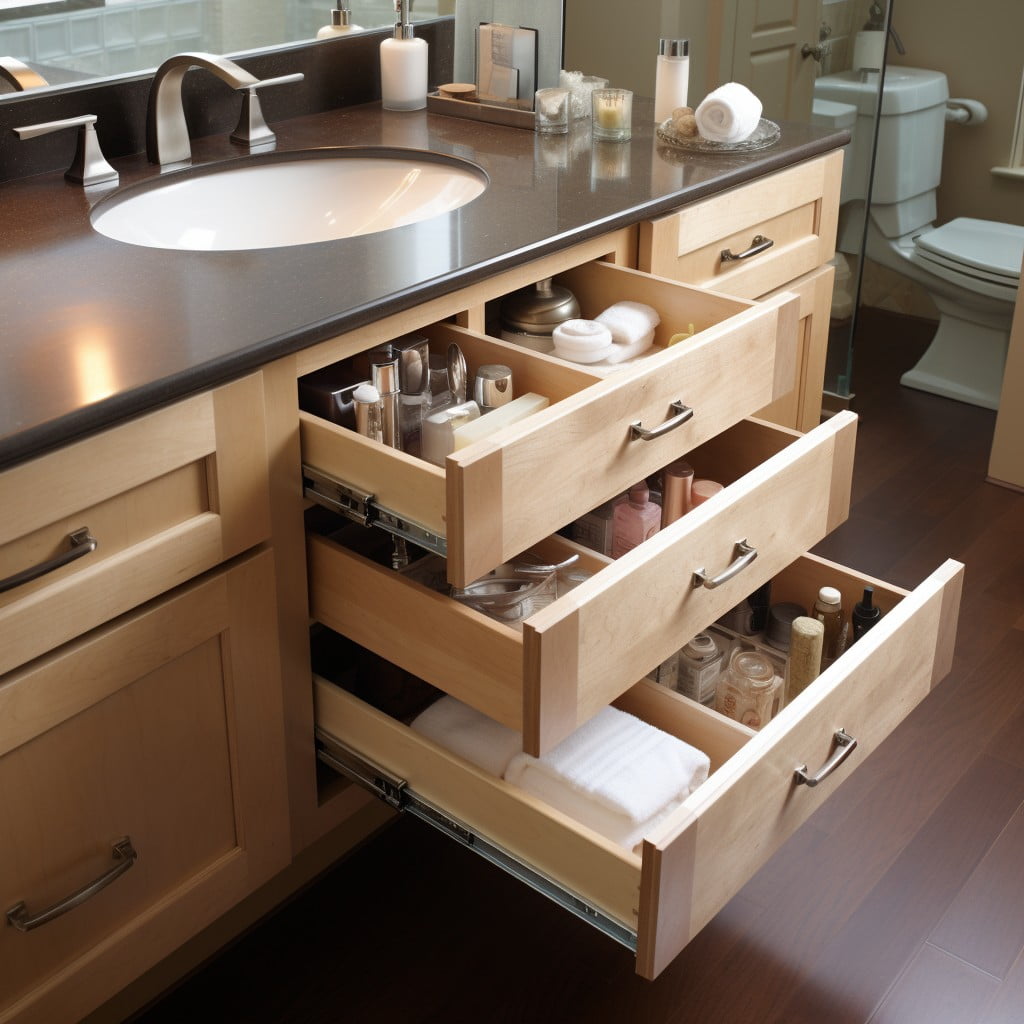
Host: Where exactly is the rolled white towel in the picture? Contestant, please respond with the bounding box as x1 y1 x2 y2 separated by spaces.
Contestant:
411 696 523 778
504 706 710 851
552 318 615 363
695 82 762 143
594 301 660 363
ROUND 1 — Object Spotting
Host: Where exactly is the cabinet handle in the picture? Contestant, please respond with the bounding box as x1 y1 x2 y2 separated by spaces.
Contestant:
794 729 858 788
630 401 693 441
0 527 98 594
691 539 757 589
720 234 774 263
6 837 137 932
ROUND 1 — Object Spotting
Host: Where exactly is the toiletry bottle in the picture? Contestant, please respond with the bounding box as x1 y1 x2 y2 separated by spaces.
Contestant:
318 0 363 37
715 648 781 730
676 632 724 707
611 482 661 558
352 382 383 442
369 349 401 450
852 586 882 641
812 585 848 669
380 0 427 111
661 458 693 527
654 38 690 123
786 616 824 703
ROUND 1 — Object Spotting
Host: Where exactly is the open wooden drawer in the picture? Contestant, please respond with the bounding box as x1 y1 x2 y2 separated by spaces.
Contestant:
315 548 962 978
309 413 857 756
313 548 963 980
300 260 800 588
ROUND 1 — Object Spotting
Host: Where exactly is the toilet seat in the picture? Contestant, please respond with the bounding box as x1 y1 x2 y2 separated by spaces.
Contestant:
910 218 1023 303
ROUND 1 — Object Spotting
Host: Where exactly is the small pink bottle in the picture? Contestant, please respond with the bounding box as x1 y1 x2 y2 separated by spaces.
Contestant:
612 482 661 558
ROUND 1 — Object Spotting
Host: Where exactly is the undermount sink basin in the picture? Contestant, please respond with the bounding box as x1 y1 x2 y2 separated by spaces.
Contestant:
90 148 489 252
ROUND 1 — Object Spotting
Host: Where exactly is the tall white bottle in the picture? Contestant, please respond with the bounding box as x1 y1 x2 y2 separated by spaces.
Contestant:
380 0 427 111
653 38 690 122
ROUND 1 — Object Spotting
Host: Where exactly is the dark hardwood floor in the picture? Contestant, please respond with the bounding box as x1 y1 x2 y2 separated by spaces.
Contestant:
132 309 1024 1024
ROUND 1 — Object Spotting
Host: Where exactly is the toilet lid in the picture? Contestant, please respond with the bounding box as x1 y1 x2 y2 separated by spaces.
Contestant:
915 218 1024 283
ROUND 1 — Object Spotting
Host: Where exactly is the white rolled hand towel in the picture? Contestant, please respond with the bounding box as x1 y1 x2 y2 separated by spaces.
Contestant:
695 82 763 143
594 301 660 363
552 318 615 363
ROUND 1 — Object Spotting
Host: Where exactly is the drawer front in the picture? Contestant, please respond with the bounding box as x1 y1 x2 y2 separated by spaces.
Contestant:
313 554 964 980
301 260 800 588
0 374 270 675
308 413 857 756
0 551 288 1023
638 150 843 300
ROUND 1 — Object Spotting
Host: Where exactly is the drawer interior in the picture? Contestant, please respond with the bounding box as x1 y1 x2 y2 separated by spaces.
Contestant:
299 258 793 588
313 548 959 979
308 414 857 753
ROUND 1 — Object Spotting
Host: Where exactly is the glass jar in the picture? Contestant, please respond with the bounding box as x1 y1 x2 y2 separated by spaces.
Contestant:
714 648 783 730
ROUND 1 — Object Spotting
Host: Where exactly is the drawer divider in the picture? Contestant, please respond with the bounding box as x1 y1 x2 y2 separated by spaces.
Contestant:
315 728 638 954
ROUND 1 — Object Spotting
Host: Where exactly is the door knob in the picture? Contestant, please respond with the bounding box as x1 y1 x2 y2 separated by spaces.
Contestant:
801 42 830 63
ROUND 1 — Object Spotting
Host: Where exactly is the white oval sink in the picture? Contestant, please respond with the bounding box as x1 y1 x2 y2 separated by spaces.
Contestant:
90 148 488 252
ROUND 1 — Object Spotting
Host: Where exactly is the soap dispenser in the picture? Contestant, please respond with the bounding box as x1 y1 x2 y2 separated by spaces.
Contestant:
380 0 428 111
317 0 363 37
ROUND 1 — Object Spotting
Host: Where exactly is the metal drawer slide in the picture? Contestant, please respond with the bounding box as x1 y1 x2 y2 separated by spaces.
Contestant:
315 729 638 954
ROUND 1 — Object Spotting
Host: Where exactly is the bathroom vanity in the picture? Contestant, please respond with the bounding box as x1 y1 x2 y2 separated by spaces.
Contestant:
0 101 963 1022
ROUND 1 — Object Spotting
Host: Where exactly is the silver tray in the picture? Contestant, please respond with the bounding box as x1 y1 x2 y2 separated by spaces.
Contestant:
656 117 781 153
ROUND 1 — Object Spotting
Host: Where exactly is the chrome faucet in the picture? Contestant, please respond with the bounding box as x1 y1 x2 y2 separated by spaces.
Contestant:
0 56 48 91
146 52 302 168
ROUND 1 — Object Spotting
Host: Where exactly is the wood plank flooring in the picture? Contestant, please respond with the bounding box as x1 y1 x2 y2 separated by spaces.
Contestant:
131 309 1024 1024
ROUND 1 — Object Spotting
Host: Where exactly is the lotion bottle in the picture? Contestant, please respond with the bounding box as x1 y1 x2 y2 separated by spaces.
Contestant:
380 0 427 111
611 482 661 558
654 38 690 122
317 0 363 37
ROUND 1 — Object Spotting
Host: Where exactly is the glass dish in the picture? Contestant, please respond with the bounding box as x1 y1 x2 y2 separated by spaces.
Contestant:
656 117 781 153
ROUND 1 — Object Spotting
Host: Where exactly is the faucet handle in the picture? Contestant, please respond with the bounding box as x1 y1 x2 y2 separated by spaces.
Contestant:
230 72 304 149
13 114 118 186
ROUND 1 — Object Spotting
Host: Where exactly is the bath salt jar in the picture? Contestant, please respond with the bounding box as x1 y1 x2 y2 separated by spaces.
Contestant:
714 648 783 730
535 87 570 134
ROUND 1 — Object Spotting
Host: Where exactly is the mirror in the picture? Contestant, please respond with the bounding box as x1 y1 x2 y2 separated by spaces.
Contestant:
0 0 453 95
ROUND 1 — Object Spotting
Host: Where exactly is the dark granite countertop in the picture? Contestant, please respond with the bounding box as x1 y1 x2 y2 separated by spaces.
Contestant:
0 99 845 470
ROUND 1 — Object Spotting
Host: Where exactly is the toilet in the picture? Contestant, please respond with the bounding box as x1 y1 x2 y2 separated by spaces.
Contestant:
813 68 1024 410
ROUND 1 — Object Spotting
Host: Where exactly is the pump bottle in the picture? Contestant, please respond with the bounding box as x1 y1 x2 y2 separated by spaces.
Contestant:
317 0 363 37
380 0 427 111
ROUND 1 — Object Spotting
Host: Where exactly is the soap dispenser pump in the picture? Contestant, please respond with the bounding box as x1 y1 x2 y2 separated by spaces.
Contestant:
380 0 428 111
318 0 363 37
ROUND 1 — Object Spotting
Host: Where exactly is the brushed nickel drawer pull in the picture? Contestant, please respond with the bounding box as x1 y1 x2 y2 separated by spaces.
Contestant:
720 234 774 263
630 401 693 441
0 527 98 595
691 539 757 589
6 837 137 932
794 729 858 788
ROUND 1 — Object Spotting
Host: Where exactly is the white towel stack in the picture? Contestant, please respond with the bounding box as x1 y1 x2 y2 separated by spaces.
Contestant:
504 706 710 851
694 82 763 144
410 696 522 777
594 301 661 363
551 318 615 363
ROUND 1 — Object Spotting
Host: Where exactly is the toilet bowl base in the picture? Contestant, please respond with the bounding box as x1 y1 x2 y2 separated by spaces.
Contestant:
900 311 1009 410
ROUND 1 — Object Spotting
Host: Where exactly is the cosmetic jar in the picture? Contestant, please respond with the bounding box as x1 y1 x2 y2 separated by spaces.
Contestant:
715 649 783 730
676 633 723 707
474 364 514 410
765 601 808 653
499 278 580 352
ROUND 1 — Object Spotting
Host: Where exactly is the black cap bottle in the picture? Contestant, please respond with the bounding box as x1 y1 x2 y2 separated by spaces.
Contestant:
852 586 882 641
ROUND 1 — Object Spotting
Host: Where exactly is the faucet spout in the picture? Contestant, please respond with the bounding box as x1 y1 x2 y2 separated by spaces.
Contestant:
0 56 48 92
147 52 259 167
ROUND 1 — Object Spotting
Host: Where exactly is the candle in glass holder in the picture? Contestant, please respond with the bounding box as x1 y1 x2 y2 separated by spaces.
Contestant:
592 88 632 141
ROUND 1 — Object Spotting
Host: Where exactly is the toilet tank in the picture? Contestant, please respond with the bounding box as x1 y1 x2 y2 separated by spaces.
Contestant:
813 68 949 214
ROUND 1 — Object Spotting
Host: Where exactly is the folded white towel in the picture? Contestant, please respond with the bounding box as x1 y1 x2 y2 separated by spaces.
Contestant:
695 82 763 143
552 318 615 363
411 696 523 778
504 706 710 850
594 301 660 364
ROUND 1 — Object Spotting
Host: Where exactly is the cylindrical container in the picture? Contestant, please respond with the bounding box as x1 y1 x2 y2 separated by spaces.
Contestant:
715 648 782 730
812 586 848 669
611 482 661 558
852 30 885 72
676 632 723 707
426 352 451 410
535 87 570 134
661 459 694 527
690 479 723 507
370 350 401 449
352 382 384 443
852 586 882 641
765 601 807 653
421 400 480 466
786 616 824 703
499 278 580 352
317 1 363 37
474 364 514 410
380 0 427 111
592 88 633 142
654 38 690 122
